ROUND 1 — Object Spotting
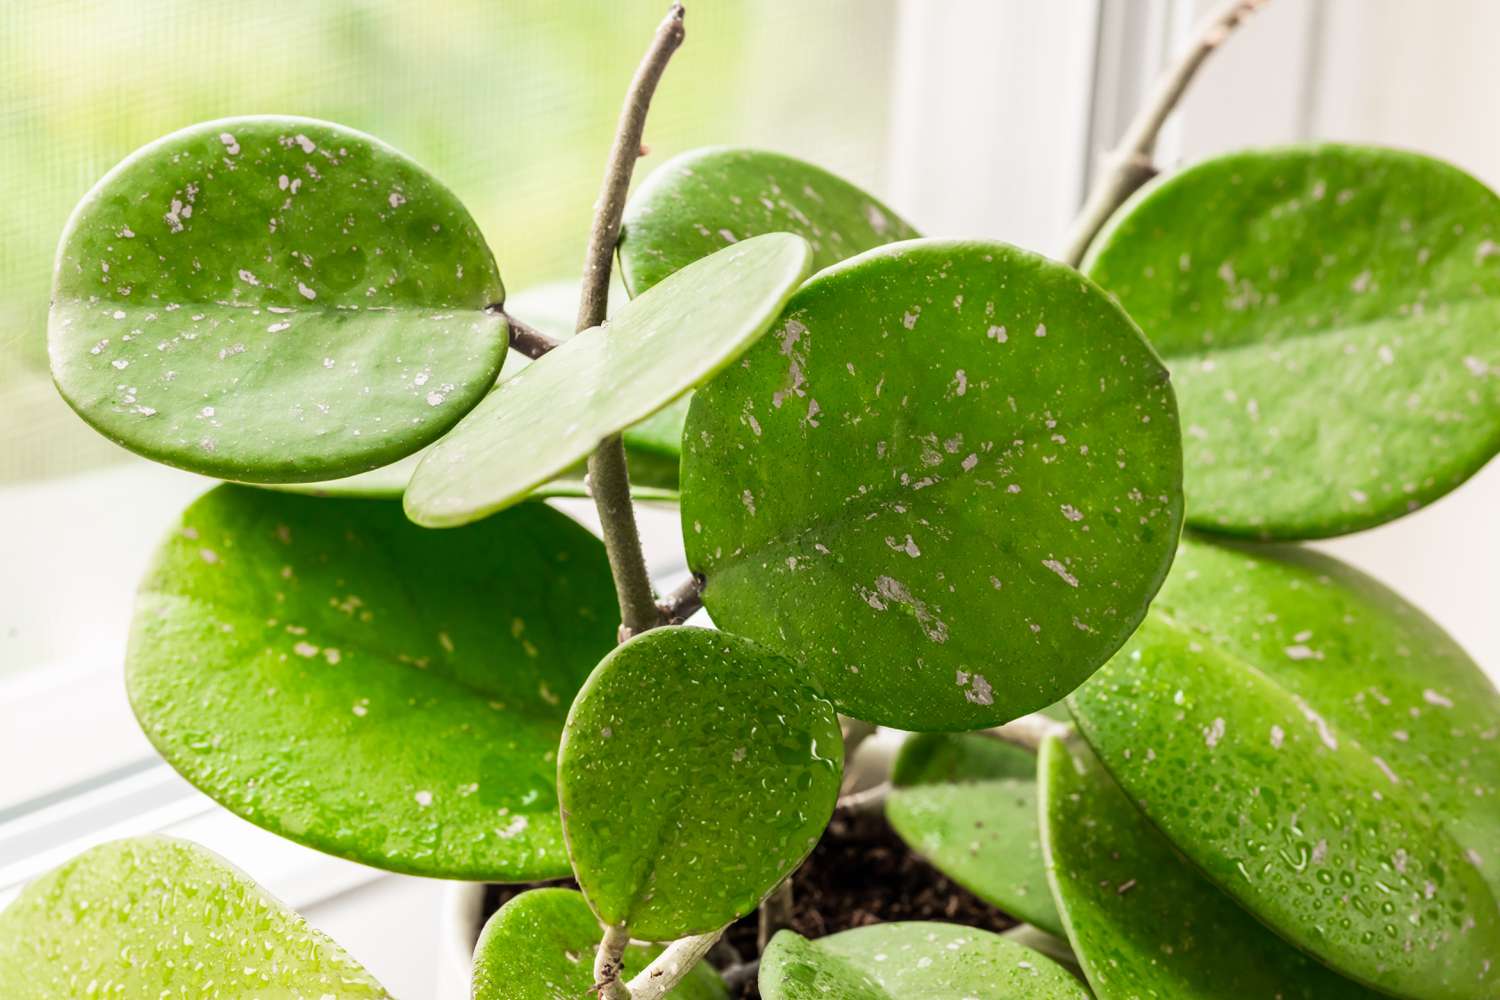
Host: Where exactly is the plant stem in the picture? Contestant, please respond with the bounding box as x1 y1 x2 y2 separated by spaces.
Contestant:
839 717 876 794
656 574 705 624
721 959 760 993
578 2 686 639
1058 0 1270 267
625 929 723 1000
834 780 890 816
595 924 632 1000
501 309 562 359
590 439 661 640
757 878 795 952
982 712 1072 753
577 3 684 335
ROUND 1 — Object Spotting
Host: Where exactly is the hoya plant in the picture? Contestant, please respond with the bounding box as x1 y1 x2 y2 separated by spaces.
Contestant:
4 1 1499 998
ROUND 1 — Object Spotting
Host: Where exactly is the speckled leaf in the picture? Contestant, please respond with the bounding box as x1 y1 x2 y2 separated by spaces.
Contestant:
758 924 1090 1000
406 233 811 527
557 626 842 941
127 484 617 881
682 239 1183 730
886 733 1062 935
1066 538 1500 999
471 888 726 1000
618 147 919 296
49 116 507 483
1085 145 1500 538
0 836 390 999
1040 736 1383 1000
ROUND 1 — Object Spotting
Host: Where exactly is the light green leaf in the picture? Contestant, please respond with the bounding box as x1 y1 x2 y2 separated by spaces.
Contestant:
127 485 617 881
501 277 689 474
1086 145 1500 538
1039 736 1383 1000
618 147 920 296
49 116 507 483
258 280 680 502
682 239 1183 730
886 733 1062 935
406 233 812 527
471 888 726 1000
259 441 679 502
1067 536 1500 998
758 924 1090 1000
0 836 390 999
557 626 842 941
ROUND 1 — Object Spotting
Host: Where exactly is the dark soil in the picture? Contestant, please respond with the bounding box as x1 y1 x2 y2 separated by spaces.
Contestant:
480 809 1016 998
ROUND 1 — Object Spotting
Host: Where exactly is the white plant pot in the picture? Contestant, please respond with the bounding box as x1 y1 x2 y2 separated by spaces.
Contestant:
435 881 488 1000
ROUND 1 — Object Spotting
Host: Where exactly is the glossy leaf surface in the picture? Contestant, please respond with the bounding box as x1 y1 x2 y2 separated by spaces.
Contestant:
128 485 617 881
407 233 811 527
683 239 1183 730
1142 535 1500 897
887 733 1061 935
1086 145 1500 538
618 147 919 295
1040 736 1382 1000
470 888 726 1000
0 836 390 999
1067 537 1500 998
758 924 1089 1000
50 116 506 482
558 626 842 940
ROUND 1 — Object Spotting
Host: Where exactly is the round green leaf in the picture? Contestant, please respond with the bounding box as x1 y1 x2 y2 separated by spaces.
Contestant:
557 626 843 940
471 888 726 1000
1039 737 1383 1000
1066 539 1500 998
1085 145 1500 538
758 924 1090 1000
49 116 507 483
406 233 812 527
618 147 920 296
682 239 1183 730
886 733 1062 935
127 484 617 881
0 836 390 999
1140 534 1500 898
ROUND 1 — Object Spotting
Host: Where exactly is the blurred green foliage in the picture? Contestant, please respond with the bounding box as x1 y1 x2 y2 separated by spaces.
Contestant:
0 0 895 479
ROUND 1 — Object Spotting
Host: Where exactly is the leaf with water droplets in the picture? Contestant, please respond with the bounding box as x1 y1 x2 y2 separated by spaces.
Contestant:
758 923 1090 1000
682 239 1183 730
0 836 391 999
886 733 1061 935
1067 535 1500 999
1040 735 1384 1000
470 888 726 1000
618 147 920 296
127 485 617 881
1086 145 1500 538
557 626 842 941
405 233 811 527
49 116 507 483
